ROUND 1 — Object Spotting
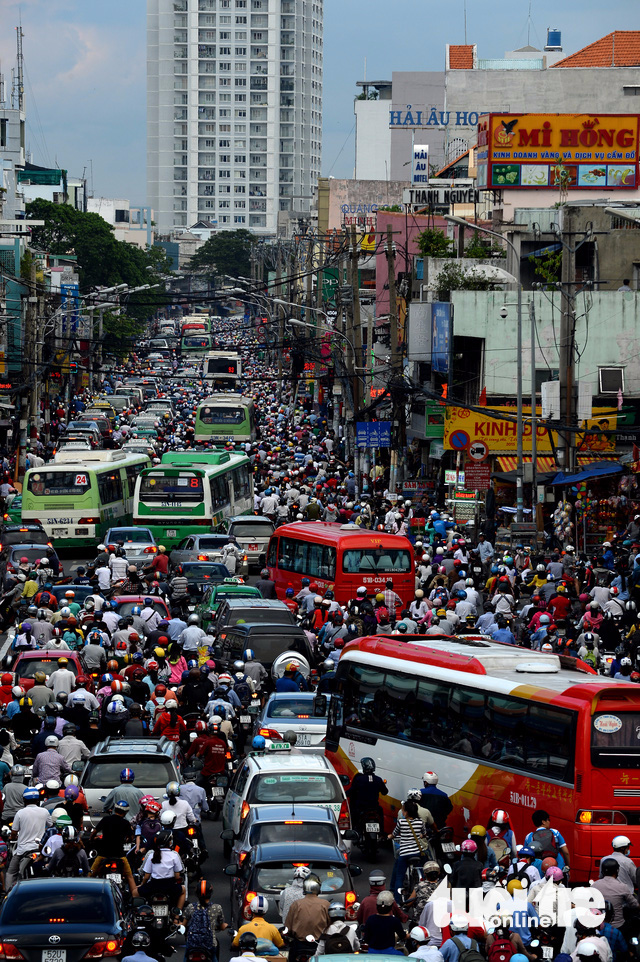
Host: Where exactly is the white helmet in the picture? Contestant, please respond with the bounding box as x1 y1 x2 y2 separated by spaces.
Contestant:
422 771 438 785
612 835 631 851
293 865 311 880
160 810 176 827
409 926 430 944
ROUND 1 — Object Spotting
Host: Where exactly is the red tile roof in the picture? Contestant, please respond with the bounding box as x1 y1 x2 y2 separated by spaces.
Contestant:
552 31 640 67
449 45 475 69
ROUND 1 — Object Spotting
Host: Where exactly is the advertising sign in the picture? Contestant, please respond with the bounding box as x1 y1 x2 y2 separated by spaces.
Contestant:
431 302 451 375
412 145 429 185
444 406 617 454
403 186 480 207
464 462 491 490
477 113 639 190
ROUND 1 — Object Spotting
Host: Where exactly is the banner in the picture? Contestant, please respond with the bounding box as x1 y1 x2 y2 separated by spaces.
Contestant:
444 405 617 454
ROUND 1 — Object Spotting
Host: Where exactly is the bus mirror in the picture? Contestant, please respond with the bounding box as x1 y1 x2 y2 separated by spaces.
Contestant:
339 774 351 787
313 695 327 717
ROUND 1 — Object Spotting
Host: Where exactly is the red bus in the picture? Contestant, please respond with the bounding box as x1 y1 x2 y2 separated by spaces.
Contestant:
325 633 640 882
265 522 414 607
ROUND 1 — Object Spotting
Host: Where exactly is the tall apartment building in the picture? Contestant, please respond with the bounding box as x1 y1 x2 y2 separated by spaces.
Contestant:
147 0 323 236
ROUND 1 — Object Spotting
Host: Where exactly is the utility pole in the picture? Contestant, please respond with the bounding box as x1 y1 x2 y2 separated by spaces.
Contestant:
275 246 283 397
530 298 538 525
350 226 363 495
386 226 399 494
559 208 576 473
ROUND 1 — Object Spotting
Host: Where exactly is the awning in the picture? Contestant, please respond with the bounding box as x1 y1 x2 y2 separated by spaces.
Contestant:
550 460 623 485
496 456 556 472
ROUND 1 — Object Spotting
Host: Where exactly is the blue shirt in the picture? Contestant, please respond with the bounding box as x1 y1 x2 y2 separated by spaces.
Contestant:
490 628 516 645
441 935 474 962
167 617 187 641
524 827 567 869
275 677 300 693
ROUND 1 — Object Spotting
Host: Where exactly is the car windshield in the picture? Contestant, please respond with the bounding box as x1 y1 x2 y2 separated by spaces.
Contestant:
254 863 347 894
267 698 327 719
16 659 77 680
342 547 412 574
229 522 273 538
249 822 337 847
226 608 294 626
2 889 114 924
182 563 228 580
196 537 230 549
50 586 93 602
108 529 154 544
222 632 305 664
248 773 342 804
11 547 54 565
82 758 175 788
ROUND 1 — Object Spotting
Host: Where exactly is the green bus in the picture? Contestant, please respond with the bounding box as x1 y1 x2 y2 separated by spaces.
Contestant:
180 332 213 356
194 395 256 443
132 450 253 548
22 450 151 549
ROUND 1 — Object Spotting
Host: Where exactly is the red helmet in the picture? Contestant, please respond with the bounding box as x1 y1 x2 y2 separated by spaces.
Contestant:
1 673 12 685
111 681 123 693
491 809 510 825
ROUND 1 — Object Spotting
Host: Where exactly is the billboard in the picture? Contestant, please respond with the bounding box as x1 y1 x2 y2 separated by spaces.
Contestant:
431 302 451 374
476 113 639 190
443 405 618 454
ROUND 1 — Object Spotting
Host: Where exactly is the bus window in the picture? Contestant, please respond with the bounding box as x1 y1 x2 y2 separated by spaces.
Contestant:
139 474 204 502
125 466 140 498
278 537 336 579
232 466 251 500
341 548 411 574
210 475 229 510
526 704 573 781
98 472 124 505
27 471 91 497
266 538 278 567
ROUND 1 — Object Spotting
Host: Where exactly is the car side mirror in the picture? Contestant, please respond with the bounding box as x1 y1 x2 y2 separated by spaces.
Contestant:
72 761 85 774
220 828 235 840
350 864 362 877
343 830 359 841
444 863 453 875
224 864 238 876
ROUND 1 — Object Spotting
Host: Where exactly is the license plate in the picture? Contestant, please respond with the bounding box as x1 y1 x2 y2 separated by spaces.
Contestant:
106 872 122 884
211 786 225 797
166 529 177 538
365 822 380 833
52 528 66 537
43 951 66 962
153 905 169 917
296 734 311 746
442 842 456 853
542 949 553 960
249 543 259 551
240 715 252 724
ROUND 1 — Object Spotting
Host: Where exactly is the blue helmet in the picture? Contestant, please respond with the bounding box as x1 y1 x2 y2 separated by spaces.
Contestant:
132 606 141 616
187 659 198 670
115 799 130 812
252 735 266 752
120 768 135 783
23 788 40 802
457 591 468 601
144 598 153 606
244 649 254 661
181 671 190 684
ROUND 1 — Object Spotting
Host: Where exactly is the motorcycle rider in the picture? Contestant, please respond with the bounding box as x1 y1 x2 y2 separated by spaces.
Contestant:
285 877 330 962
419 771 453 828
346 756 388 838
232 895 285 951
5 787 52 888
47 826 90 877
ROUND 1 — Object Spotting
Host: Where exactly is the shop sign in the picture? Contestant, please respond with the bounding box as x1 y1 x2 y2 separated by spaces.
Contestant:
403 186 480 206
477 112 639 190
389 107 481 128
412 145 429 185
444 405 617 454
444 470 464 485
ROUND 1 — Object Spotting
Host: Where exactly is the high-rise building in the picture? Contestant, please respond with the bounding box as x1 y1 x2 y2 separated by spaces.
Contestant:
147 0 323 236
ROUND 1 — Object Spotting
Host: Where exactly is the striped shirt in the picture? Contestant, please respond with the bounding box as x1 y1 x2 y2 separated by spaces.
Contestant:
392 814 427 856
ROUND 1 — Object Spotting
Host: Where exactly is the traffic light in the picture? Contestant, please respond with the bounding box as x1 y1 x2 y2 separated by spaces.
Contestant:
69 362 77 373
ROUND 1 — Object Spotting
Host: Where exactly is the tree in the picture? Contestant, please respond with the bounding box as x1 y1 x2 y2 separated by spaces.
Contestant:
416 227 454 258
189 228 256 277
431 262 500 302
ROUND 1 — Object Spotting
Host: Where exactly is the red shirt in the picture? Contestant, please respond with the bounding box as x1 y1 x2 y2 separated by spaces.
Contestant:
0 686 13 706
153 711 186 742
151 554 170 575
187 734 227 776
548 595 571 619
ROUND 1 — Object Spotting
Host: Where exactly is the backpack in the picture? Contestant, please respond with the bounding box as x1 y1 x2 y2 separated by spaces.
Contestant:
582 650 598 669
234 680 252 706
532 827 559 860
452 937 485 962
487 937 515 962
323 925 353 955
185 905 214 953
488 836 511 864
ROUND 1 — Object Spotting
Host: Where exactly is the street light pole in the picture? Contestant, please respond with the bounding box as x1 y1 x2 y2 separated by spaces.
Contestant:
444 214 524 523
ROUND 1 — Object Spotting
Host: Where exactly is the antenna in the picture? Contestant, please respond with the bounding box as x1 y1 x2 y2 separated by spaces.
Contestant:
15 23 24 111
527 0 532 45
463 0 467 44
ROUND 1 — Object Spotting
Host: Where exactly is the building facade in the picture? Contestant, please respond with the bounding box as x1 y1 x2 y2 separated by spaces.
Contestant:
147 0 323 236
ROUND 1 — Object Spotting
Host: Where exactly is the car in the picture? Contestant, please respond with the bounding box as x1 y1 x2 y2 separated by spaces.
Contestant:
224 515 275 568
212 598 296 637
11 649 84 688
180 561 231 599
0 877 127 962
49 584 95 606
78 413 112 441
64 420 103 444
195 580 261 628
3 494 22 524
78 736 182 814
213 622 313 672
122 439 157 458
169 533 248 576
111 595 171 620
222 803 357 867
254 691 329 752
225 841 361 927
1 543 63 582
54 438 94 459
104 526 158 568
221 741 351 839
0 522 50 551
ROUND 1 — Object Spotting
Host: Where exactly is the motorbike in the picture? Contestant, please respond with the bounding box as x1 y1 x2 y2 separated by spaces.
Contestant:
356 809 382 859
208 773 229 820
183 826 203 880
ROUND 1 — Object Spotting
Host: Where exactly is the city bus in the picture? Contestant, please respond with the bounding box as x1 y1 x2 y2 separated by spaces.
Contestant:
180 332 213 357
203 351 242 390
132 449 253 548
22 450 150 548
325 634 640 883
194 395 256 443
266 522 414 607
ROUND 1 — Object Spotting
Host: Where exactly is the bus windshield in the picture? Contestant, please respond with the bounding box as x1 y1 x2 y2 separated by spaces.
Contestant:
27 470 92 497
183 336 210 348
206 359 239 375
139 474 204 502
199 406 246 424
342 547 412 573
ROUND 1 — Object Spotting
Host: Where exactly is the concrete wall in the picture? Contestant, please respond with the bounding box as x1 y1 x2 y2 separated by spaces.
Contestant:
317 178 410 233
389 71 446 179
450 289 640 397
354 99 392 180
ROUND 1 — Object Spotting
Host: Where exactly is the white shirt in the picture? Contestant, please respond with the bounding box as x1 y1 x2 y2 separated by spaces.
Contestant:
13 805 51 855
160 798 195 829
46 668 76 696
142 848 184 879
96 566 111 591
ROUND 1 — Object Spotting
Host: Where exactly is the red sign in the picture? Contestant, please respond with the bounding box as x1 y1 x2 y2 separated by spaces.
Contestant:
464 462 491 490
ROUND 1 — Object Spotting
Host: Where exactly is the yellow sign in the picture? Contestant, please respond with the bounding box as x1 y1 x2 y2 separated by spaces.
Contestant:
444 406 617 455
479 113 639 190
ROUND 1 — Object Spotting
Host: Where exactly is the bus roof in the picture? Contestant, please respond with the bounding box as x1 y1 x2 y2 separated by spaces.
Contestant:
340 635 640 701
199 394 250 405
273 521 412 547
160 450 249 467
32 450 147 466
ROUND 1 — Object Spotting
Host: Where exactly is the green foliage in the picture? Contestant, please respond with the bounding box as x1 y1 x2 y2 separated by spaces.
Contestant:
378 205 403 213
189 228 256 277
432 262 500 302
528 249 562 288
20 249 34 282
416 227 454 258
464 231 490 260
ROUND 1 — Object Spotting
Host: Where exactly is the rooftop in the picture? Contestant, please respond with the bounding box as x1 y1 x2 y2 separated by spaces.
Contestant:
552 30 640 67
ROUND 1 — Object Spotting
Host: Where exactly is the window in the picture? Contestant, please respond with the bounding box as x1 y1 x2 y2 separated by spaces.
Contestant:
599 367 625 394
234 215 246 223
220 47 231 55
97 471 124 505
209 474 230 509
125 465 141 498
231 465 251 501
277 537 336 580
27 470 91 497
341 547 412 574
139 473 204 503
340 665 575 783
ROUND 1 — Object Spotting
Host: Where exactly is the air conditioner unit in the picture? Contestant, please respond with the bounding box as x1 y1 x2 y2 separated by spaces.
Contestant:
598 367 624 394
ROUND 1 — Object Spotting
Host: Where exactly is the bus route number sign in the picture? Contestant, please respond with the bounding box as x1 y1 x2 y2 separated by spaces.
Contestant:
75 474 88 486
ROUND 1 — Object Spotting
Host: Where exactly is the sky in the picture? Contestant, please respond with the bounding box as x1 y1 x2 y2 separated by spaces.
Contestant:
0 0 633 205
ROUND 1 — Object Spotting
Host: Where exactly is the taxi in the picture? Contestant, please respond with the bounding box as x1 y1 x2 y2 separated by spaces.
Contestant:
221 742 351 850
195 578 261 628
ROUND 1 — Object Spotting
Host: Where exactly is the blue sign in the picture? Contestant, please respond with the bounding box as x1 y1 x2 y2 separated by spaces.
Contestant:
356 421 392 448
60 283 80 337
431 302 451 375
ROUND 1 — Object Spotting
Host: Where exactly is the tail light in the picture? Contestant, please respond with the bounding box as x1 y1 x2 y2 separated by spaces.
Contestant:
240 800 250 821
79 518 99 525
243 891 257 920
238 851 248 864
338 799 351 831
85 940 121 958
0 944 25 959
144 546 158 554
345 891 357 919
197 554 208 561
577 810 627 824
187 826 196 836
259 728 281 739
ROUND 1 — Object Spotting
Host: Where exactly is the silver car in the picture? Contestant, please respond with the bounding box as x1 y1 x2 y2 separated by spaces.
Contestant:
104 526 158 568
225 516 275 568
169 533 249 577
254 692 329 751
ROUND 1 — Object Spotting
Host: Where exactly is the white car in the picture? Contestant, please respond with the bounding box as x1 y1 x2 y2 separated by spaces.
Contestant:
225 516 275 568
